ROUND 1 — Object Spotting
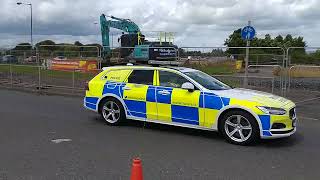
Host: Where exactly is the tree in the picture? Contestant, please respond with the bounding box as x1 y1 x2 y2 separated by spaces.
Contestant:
13 43 31 50
274 35 284 46
74 41 83 46
211 48 226 56
225 29 306 48
224 28 246 55
36 40 56 52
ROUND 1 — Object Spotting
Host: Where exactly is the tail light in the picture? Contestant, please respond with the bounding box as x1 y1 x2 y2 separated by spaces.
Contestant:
85 81 89 91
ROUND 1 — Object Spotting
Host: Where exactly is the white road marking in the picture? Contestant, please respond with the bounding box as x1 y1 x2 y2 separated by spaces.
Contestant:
299 116 320 121
51 139 72 143
295 97 320 104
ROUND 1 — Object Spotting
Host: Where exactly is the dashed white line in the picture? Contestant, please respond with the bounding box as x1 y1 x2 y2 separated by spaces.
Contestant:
51 139 72 144
298 116 320 121
295 97 320 104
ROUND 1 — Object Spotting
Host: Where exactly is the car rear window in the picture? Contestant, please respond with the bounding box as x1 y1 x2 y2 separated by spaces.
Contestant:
127 70 154 85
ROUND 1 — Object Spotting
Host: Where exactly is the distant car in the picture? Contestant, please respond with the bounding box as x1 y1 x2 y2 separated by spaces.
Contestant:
1 55 18 64
53 56 67 61
24 56 37 63
84 66 297 145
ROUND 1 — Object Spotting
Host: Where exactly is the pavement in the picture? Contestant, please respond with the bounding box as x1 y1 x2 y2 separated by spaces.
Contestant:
0 89 320 180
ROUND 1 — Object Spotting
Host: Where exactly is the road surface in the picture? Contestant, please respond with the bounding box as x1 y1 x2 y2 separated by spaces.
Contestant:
0 89 319 180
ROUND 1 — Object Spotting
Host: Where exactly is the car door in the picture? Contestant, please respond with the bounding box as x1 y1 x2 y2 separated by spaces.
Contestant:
123 69 157 119
156 70 203 126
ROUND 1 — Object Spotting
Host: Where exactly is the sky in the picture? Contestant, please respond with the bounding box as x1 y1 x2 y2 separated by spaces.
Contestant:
0 0 319 48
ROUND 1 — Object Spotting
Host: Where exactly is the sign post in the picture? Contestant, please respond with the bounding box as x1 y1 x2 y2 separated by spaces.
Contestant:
241 21 255 87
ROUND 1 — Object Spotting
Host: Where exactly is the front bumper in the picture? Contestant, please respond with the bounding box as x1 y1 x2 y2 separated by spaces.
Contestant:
261 127 296 139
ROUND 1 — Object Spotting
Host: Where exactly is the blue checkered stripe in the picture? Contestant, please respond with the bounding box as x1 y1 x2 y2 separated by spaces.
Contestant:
258 115 272 136
84 81 125 111
154 90 229 126
122 85 157 119
85 82 231 126
84 97 99 110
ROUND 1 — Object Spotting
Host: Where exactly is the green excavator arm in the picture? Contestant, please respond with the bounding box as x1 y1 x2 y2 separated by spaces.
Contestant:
100 14 140 58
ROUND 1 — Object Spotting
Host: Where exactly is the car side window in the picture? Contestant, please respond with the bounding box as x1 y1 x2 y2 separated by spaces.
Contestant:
104 69 132 82
159 70 189 88
127 70 154 85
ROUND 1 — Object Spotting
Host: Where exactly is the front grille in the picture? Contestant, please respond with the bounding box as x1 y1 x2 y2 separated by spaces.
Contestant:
289 108 296 120
271 123 286 129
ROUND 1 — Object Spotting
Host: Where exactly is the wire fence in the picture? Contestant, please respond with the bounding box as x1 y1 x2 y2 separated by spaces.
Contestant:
0 46 319 100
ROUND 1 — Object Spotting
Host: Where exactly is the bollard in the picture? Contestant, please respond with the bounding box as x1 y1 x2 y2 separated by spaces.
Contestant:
38 66 41 92
9 64 13 87
72 69 75 93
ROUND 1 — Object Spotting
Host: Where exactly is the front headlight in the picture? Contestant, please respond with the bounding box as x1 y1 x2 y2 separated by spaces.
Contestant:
257 106 286 115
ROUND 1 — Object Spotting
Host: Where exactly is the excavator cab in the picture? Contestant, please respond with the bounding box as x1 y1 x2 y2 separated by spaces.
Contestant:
100 14 179 66
119 33 145 58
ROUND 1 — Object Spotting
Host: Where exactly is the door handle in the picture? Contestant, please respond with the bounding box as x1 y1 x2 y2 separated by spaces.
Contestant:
158 90 170 95
123 86 131 90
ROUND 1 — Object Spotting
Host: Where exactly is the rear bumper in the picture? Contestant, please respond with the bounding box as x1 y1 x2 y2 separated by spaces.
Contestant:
83 97 99 112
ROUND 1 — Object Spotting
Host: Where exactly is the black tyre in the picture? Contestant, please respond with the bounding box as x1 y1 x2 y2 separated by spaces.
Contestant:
219 110 259 145
99 97 126 125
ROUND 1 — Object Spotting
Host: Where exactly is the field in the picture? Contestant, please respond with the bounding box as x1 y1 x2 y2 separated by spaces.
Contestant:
273 66 320 77
0 64 97 80
183 60 237 75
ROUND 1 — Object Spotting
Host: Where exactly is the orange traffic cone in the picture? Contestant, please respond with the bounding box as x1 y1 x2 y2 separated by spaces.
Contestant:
130 158 143 180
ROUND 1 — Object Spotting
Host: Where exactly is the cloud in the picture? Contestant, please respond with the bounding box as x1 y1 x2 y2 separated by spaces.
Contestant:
0 0 319 47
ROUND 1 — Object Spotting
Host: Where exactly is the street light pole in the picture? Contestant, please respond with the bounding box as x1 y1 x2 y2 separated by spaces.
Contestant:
17 2 33 50
30 3 33 49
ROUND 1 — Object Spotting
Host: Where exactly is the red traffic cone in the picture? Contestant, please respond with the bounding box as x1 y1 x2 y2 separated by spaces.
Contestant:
130 158 143 180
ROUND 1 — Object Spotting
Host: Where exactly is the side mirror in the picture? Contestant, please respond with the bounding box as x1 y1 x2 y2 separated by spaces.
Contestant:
181 82 195 92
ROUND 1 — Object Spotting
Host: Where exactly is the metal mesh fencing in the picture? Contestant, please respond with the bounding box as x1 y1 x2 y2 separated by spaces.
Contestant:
285 47 320 101
213 75 276 94
0 64 10 86
2 45 318 100
179 47 285 95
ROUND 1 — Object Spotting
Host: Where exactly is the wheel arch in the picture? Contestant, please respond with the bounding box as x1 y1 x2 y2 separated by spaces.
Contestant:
215 105 263 137
97 94 128 116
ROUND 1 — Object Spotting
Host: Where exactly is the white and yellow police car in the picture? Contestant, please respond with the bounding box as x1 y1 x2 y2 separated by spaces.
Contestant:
84 66 297 145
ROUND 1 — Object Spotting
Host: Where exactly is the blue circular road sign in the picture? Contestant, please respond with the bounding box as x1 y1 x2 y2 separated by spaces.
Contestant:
241 26 256 40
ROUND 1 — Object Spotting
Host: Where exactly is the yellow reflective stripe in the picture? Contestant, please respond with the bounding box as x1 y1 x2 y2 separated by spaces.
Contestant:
154 70 159 86
87 79 106 97
199 108 205 126
171 89 200 107
199 108 219 128
146 102 157 120
157 103 172 122
270 115 293 130
123 83 148 101
229 98 263 115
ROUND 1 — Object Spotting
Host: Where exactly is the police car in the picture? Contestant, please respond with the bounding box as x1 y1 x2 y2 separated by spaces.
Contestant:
84 66 297 145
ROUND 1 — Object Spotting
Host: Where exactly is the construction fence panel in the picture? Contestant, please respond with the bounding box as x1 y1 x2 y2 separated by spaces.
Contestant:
0 64 40 90
38 45 102 68
1 45 36 65
213 75 275 94
285 47 320 102
179 47 285 95
73 70 101 90
0 64 10 86
104 46 179 65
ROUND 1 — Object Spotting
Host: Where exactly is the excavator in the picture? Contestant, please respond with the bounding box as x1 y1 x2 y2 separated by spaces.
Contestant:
100 14 178 66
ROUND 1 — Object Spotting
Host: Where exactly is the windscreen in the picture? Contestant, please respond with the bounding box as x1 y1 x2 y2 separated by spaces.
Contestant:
184 70 231 90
